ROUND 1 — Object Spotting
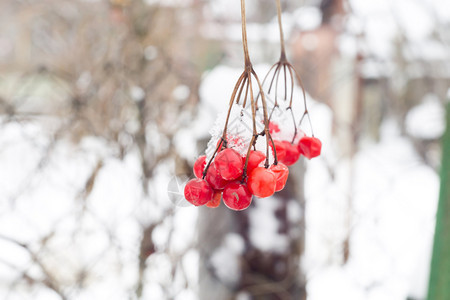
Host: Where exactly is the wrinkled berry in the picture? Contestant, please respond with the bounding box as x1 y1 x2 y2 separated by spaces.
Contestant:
223 181 253 211
193 155 206 178
205 163 229 190
247 167 276 198
270 140 286 162
214 148 244 180
184 179 213 206
298 136 322 159
206 191 222 208
270 163 289 191
244 150 266 173
281 141 300 166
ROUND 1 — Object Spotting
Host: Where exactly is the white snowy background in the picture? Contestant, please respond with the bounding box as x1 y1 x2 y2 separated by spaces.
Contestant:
0 0 448 299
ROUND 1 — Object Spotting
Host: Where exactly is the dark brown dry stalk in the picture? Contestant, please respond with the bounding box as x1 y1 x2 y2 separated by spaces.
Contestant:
202 0 278 180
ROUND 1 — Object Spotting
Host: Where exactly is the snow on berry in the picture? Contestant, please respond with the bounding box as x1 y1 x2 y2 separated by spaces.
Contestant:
269 121 280 134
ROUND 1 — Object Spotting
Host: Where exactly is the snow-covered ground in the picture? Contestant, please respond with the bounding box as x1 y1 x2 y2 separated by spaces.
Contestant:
304 119 439 300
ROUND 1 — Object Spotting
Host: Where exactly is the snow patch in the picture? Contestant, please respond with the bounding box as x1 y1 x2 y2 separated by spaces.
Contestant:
406 94 445 139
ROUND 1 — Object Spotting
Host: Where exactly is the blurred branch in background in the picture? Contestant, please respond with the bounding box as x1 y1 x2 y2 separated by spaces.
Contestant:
0 0 210 298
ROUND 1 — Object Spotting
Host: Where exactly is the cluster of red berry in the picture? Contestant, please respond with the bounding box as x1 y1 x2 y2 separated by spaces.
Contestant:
184 133 321 211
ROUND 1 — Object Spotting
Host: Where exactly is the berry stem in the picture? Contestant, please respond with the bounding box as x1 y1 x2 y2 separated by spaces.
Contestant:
289 64 314 137
261 0 315 142
276 0 287 60
206 0 279 180
242 69 258 180
202 136 226 179
240 0 251 67
222 71 247 137
252 69 277 167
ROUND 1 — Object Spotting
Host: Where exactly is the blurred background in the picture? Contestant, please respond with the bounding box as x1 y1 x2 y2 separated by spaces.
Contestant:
0 0 448 299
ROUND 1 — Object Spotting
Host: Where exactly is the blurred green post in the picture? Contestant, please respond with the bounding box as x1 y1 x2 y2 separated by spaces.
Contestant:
427 97 450 300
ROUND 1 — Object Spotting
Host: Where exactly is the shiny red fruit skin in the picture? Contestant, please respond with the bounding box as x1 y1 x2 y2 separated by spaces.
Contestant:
184 179 213 206
298 136 322 159
223 181 253 211
193 155 207 178
281 141 300 166
270 163 289 191
247 167 276 198
205 163 229 190
244 150 266 173
270 140 286 162
206 191 222 208
214 148 244 180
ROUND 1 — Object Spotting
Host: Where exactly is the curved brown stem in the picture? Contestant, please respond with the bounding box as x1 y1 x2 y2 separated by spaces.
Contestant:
252 69 277 166
204 0 281 180
223 71 247 136
255 63 278 107
202 71 247 177
236 76 248 105
243 70 259 179
288 63 314 137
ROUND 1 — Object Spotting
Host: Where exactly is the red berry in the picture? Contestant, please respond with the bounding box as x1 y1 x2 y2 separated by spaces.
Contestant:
269 121 280 134
270 140 286 162
228 135 245 148
281 141 300 166
206 191 222 208
193 155 206 178
223 181 253 211
247 167 276 198
244 150 266 173
214 148 244 180
298 136 322 159
205 163 229 190
184 179 213 206
270 163 289 191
